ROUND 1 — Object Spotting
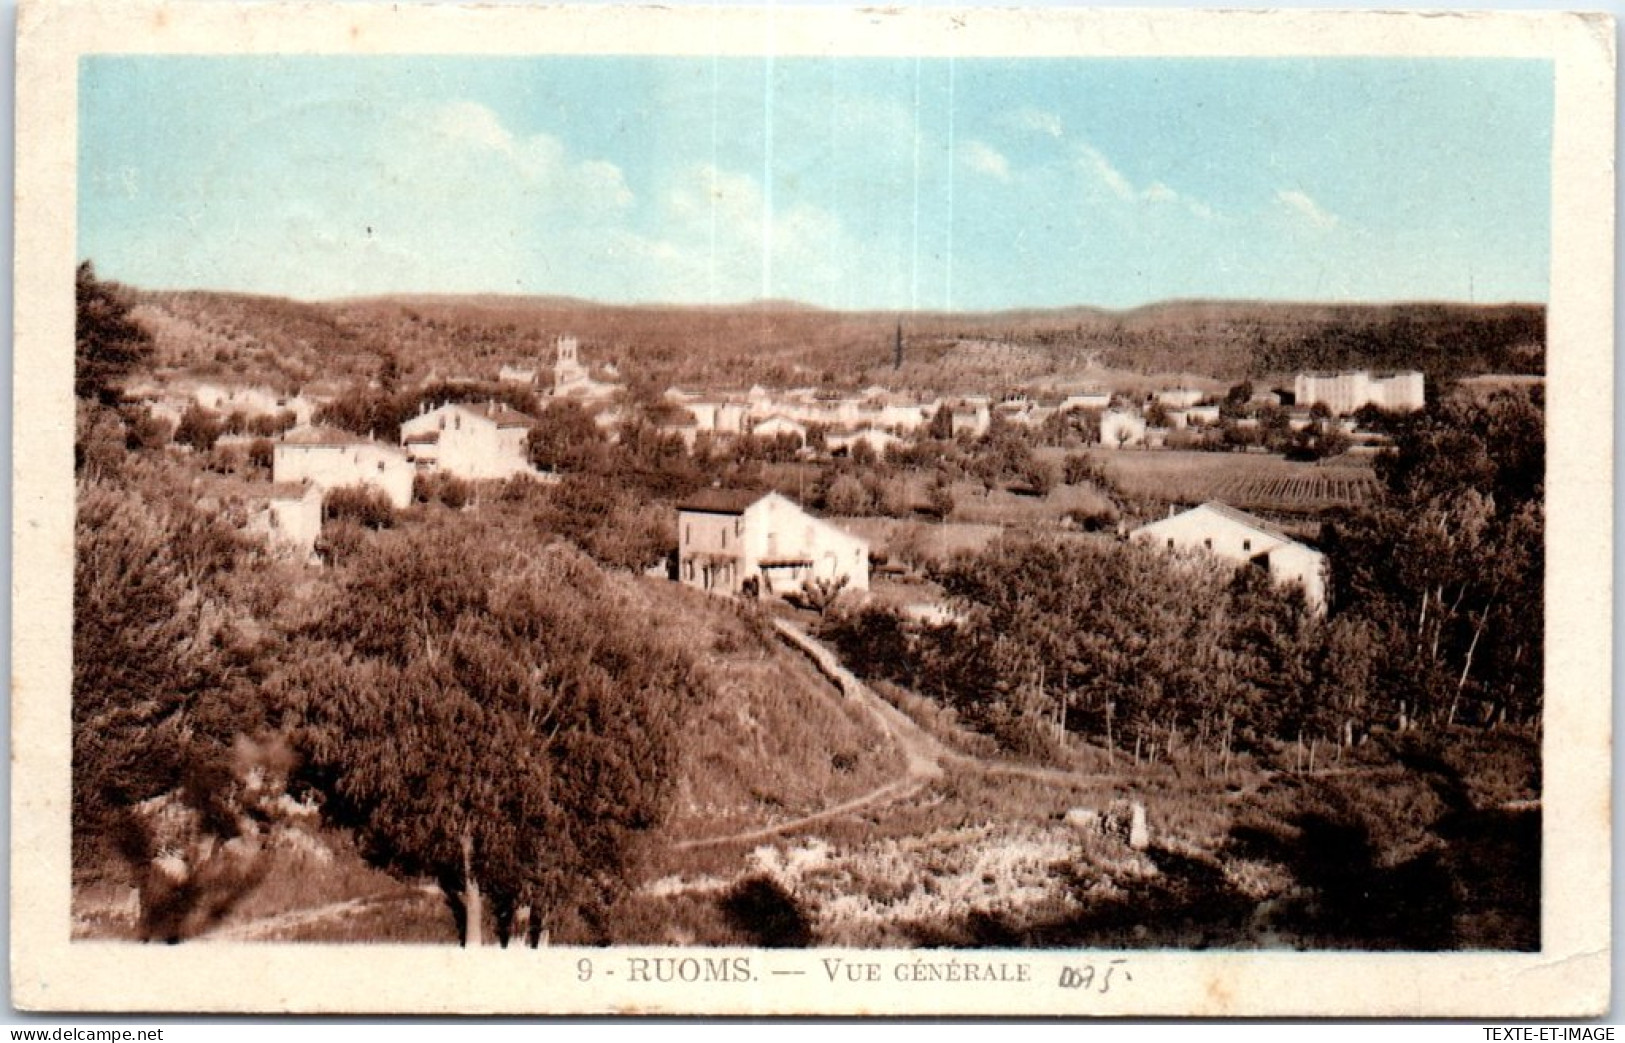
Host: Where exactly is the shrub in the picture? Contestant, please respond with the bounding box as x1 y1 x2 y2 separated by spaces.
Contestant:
720 875 813 948
247 438 275 474
413 472 475 510
323 485 395 530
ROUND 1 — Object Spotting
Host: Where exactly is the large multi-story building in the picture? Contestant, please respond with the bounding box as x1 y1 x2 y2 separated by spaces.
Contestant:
676 490 869 598
1293 370 1425 415
400 401 535 480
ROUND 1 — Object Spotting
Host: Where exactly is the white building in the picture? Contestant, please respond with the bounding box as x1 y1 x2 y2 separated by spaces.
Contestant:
248 483 324 559
1060 390 1112 413
273 426 415 509
681 398 751 435
677 490 870 598
750 415 809 444
1293 370 1425 415
1099 409 1148 449
944 398 991 439
400 401 535 480
1154 387 1207 409
498 364 538 385
190 384 314 426
1131 502 1327 614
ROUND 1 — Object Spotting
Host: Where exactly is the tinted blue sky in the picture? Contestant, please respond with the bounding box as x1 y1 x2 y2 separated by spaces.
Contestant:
79 55 1552 310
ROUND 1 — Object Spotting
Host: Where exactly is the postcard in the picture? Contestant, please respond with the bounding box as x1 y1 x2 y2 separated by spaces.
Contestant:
12 1 1614 1017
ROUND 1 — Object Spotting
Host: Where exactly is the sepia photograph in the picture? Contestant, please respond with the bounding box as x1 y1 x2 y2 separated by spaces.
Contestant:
13 1 1614 1017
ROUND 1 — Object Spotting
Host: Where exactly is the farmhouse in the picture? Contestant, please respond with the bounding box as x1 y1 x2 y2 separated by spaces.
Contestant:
1131 502 1327 614
677 490 870 598
678 397 751 435
273 426 415 509
399 400 535 480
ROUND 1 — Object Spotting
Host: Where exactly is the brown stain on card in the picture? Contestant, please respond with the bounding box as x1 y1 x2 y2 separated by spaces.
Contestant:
1204 972 1234 1015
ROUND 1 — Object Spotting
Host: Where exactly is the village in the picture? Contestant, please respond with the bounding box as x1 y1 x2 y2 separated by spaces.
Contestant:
119 329 1428 622
73 260 1544 953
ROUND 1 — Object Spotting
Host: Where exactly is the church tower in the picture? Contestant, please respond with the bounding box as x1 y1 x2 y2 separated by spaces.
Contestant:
554 335 588 395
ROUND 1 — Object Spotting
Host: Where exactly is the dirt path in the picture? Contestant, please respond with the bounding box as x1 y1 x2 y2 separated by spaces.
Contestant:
207 884 440 941
209 897 378 941
670 620 948 852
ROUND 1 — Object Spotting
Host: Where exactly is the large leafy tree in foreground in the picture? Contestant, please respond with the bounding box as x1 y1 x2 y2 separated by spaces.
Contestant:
280 525 697 945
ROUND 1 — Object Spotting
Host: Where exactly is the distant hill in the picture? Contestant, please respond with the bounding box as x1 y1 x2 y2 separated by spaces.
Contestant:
125 285 1544 394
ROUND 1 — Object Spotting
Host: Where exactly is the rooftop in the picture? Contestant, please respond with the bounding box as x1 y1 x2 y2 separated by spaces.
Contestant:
280 424 371 446
1193 501 1300 547
677 488 768 515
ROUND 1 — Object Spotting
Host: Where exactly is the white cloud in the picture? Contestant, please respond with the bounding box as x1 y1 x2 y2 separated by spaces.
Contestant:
181 99 648 299
619 162 869 306
1075 145 1215 221
1013 107 1064 139
1275 188 1340 231
1079 145 1138 201
961 140 1012 182
395 100 634 213
1142 182 1178 204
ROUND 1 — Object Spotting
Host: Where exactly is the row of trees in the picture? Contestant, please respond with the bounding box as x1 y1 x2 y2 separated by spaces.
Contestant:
820 387 1544 760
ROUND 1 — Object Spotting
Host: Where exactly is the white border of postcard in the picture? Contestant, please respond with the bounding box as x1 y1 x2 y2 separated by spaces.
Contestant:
12 2 1615 1017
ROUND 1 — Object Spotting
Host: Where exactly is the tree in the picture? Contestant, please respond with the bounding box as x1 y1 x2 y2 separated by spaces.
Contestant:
823 473 871 516
76 261 154 405
1324 388 1545 727
1221 381 1254 419
281 529 697 945
323 485 396 530
73 481 252 873
173 404 224 453
527 400 609 475
376 351 401 394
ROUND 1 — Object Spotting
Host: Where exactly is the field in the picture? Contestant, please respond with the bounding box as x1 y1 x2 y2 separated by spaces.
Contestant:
1085 449 1382 514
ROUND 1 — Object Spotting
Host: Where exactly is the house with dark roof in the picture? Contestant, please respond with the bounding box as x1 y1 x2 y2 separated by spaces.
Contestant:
676 490 869 598
1131 502 1327 613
